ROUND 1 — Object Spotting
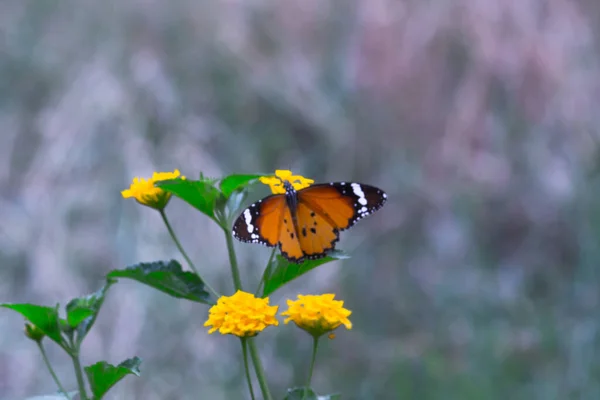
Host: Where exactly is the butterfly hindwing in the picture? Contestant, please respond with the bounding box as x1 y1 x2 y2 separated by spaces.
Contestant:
278 204 305 262
232 194 286 247
294 201 339 261
297 182 387 231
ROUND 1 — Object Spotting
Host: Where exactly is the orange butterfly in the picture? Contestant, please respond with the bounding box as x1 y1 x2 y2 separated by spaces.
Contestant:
233 172 387 263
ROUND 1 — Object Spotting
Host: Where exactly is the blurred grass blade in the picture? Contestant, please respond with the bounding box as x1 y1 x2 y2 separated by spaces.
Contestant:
25 391 78 400
157 178 221 221
85 357 141 399
262 251 349 297
284 387 340 400
1 303 63 345
107 260 214 304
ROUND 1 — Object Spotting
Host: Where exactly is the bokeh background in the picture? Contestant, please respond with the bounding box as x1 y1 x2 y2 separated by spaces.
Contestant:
2 0 600 399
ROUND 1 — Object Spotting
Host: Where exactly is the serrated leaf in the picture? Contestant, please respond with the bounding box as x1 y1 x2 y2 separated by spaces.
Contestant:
107 260 214 304
157 178 221 221
219 174 262 198
284 388 341 400
262 251 350 297
2 303 63 345
66 280 114 344
85 357 141 399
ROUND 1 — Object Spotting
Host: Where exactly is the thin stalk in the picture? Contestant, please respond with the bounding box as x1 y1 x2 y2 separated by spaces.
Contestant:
255 248 277 296
70 352 88 400
37 342 69 398
240 338 256 400
248 338 273 400
159 209 220 298
223 226 243 291
304 336 320 399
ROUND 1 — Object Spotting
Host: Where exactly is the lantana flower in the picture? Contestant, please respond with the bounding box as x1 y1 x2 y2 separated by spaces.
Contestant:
121 169 184 210
259 169 314 194
204 290 279 337
281 294 352 338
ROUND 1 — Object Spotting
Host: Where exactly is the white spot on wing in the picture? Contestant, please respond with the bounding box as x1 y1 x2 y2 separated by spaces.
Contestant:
243 209 254 233
351 183 368 205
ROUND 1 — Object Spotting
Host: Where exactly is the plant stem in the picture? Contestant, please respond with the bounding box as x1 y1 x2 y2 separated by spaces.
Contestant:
37 342 69 398
304 336 320 399
159 209 220 298
70 352 88 400
223 226 243 291
240 338 256 400
222 223 270 399
248 338 273 400
255 248 277 296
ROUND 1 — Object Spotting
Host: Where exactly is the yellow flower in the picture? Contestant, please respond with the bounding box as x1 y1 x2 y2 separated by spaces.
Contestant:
121 169 184 210
259 169 315 194
281 294 352 338
204 290 279 337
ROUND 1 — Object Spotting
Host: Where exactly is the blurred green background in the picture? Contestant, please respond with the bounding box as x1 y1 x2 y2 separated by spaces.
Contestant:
2 0 600 399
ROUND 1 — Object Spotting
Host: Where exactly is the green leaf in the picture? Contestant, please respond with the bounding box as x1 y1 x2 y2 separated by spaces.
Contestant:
1 303 63 346
284 387 341 400
262 251 350 297
85 357 141 399
219 174 262 198
157 178 221 221
107 260 214 304
66 279 115 344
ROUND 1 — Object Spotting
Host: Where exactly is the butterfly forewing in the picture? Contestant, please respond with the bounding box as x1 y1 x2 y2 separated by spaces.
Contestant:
298 182 387 231
232 194 286 247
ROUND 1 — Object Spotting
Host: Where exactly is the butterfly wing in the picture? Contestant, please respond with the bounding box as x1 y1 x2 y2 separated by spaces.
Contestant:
232 194 305 261
232 194 286 247
298 182 387 231
293 201 340 262
278 204 305 262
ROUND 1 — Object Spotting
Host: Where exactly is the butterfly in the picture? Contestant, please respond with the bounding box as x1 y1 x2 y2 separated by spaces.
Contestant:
233 180 387 263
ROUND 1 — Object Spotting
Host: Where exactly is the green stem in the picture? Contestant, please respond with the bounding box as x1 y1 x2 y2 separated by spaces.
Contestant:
222 224 270 399
240 338 256 400
223 226 243 291
304 336 320 399
248 338 273 400
37 342 69 398
255 248 277 296
70 352 88 400
159 209 220 298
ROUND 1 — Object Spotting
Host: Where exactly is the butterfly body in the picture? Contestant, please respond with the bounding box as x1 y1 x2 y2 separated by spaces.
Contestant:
233 181 387 263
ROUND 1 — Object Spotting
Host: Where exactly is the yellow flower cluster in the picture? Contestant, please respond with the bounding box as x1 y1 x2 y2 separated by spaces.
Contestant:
121 169 184 210
259 169 314 194
204 290 279 337
281 294 352 337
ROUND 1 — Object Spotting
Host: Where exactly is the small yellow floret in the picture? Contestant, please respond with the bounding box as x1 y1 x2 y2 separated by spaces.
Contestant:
121 169 184 210
281 294 352 338
259 169 314 194
204 290 279 337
